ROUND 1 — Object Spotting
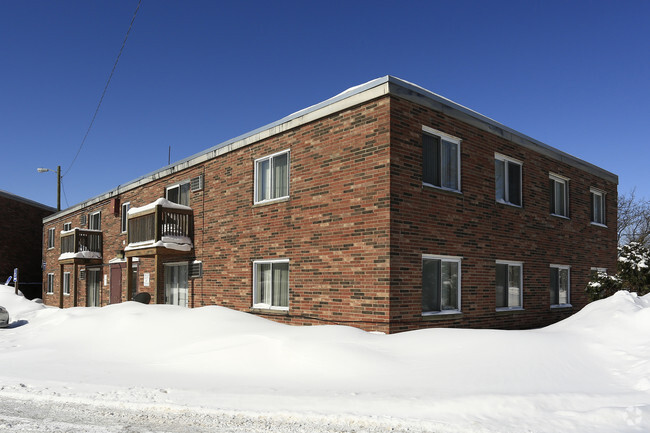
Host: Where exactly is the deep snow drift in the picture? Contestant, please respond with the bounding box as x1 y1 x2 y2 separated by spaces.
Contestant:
0 284 648 432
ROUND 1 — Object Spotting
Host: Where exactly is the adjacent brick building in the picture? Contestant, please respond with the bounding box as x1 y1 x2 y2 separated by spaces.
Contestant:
41 76 617 333
1 190 55 299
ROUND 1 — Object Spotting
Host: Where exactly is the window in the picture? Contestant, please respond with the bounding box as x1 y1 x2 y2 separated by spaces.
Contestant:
63 272 71 296
46 273 54 294
254 150 290 204
253 260 289 309
590 188 606 225
422 126 461 192
549 174 569 217
422 255 461 314
166 182 190 206
89 211 101 230
121 202 130 233
495 154 522 206
550 265 571 306
47 228 55 249
63 222 72 231
496 261 523 309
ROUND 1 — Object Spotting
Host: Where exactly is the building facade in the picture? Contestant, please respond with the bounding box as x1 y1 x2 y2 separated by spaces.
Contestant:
1 190 55 299
42 77 617 333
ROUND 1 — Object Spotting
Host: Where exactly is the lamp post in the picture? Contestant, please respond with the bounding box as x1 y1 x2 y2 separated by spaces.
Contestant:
37 166 61 211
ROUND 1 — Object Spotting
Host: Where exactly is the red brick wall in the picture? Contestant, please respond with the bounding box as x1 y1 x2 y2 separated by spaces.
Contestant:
42 97 393 332
0 194 53 299
388 96 617 332
41 92 617 334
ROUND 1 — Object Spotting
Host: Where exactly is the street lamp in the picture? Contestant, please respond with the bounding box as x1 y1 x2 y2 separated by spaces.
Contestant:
37 166 61 211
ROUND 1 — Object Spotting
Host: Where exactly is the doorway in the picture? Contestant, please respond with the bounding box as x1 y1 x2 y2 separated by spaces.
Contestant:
164 263 188 307
110 264 122 304
87 268 101 307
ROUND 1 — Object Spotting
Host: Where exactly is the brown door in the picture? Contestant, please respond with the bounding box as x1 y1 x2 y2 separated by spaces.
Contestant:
110 264 123 304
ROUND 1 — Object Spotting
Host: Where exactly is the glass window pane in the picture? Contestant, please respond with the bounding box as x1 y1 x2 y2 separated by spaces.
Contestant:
256 159 270 201
508 265 521 307
550 267 559 304
272 263 289 307
495 159 505 202
555 181 566 216
256 263 271 305
441 140 458 190
593 193 603 224
441 261 458 310
180 183 190 206
422 259 441 312
273 153 289 199
558 268 569 304
422 134 440 186
496 263 508 308
508 162 521 206
167 186 179 204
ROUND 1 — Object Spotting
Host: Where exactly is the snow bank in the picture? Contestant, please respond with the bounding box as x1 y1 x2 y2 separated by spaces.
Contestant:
1 284 649 432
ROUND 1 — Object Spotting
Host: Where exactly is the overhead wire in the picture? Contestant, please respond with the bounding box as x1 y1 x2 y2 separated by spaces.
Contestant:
63 0 142 178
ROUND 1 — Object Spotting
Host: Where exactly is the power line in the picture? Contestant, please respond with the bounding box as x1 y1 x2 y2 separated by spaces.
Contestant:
63 0 142 178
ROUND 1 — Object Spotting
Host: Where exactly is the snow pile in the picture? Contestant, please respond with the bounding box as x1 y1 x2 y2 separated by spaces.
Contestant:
0 285 649 432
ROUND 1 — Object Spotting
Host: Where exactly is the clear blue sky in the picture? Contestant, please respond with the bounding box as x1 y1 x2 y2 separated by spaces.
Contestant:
2 0 649 209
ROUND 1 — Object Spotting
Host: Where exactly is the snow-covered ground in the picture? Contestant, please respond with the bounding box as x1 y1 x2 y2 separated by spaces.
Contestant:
0 284 648 432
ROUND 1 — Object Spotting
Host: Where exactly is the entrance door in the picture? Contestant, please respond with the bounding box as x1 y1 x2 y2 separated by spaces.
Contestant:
87 269 101 307
164 263 188 307
110 264 122 304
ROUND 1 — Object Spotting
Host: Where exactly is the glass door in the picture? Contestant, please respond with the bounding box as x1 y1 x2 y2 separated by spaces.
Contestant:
164 263 188 307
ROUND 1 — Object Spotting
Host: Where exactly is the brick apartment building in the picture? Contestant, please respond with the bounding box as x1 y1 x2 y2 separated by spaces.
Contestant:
41 76 617 333
1 190 55 299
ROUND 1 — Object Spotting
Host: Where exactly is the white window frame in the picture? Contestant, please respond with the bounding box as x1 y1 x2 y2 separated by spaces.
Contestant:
63 272 71 296
422 254 462 315
422 126 462 193
63 222 72 231
550 264 571 307
88 211 101 230
47 228 55 249
254 149 291 204
121 202 130 233
166 181 190 206
495 260 523 311
46 273 54 294
495 153 522 207
252 259 290 310
549 173 569 218
590 188 606 226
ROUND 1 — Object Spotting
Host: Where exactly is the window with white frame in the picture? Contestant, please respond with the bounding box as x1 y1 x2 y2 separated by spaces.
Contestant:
422 126 461 192
549 174 569 217
590 188 606 225
46 273 54 294
496 261 523 309
47 228 55 249
166 182 190 206
550 265 571 306
253 259 289 309
88 211 101 230
422 255 461 314
121 202 130 233
495 154 522 206
254 150 290 204
63 272 71 296
63 222 72 231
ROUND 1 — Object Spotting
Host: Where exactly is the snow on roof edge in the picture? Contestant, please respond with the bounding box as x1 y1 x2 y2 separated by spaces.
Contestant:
44 76 618 223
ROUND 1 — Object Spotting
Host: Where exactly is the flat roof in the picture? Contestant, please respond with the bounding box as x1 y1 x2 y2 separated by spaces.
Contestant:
1 189 57 212
44 76 618 223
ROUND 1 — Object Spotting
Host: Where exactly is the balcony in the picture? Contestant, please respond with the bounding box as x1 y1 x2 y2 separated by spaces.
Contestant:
59 229 103 264
125 198 193 257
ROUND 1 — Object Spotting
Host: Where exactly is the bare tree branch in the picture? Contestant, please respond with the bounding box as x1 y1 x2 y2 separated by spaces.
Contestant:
618 189 650 247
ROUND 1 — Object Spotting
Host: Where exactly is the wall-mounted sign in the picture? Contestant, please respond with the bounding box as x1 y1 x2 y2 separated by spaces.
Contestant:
143 273 150 287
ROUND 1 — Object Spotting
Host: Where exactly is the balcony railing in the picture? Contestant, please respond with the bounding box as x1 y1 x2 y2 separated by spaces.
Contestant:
59 229 103 260
126 200 193 252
